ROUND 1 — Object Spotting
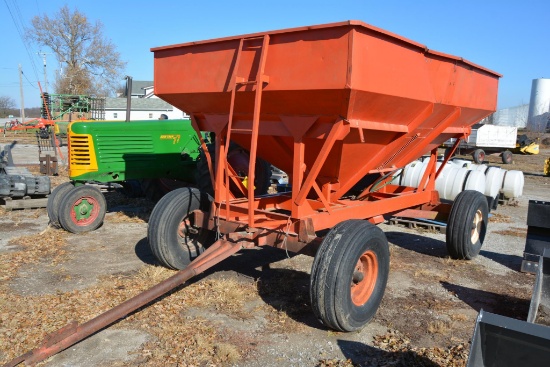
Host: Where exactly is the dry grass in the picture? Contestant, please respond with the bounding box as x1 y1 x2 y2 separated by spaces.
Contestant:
493 227 527 238
427 320 452 335
373 330 468 367
489 213 512 223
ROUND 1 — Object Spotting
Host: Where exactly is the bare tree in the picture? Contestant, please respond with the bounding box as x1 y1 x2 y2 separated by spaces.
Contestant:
27 5 126 96
0 96 16 117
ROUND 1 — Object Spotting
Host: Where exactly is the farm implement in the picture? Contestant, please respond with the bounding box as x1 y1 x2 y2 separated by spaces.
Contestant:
3 20 501 365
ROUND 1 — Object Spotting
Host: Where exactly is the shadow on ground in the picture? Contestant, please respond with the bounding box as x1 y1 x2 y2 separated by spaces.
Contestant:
337 339 440 367
386 231 448 258
441 281 529 319
479 249 523 272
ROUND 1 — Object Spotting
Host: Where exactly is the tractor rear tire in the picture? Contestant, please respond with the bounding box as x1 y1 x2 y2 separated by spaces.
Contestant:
473 149 485 164
147 187 215 270
446 190 488 260
47 182 75 228
196 143 272 197
140 178 188 202
310 220 390 332
58 185 107 233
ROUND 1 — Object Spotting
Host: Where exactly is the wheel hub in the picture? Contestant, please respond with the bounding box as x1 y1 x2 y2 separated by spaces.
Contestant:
471 209 483 243
351 250 378 306
74 199 93 221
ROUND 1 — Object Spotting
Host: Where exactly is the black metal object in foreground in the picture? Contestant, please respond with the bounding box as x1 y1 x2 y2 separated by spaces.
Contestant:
467 310 550 367
521 200 550 273
528 249 550 324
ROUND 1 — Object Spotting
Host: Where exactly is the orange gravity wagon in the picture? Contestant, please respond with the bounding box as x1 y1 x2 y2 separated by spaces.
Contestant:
148 20 500 331
3 21 501 366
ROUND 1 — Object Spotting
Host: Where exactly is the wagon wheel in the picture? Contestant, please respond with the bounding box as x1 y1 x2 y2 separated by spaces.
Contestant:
47 182 75 228
472 149 485 164
501 150 513 164
147 187 215 270
310 220 390 332
58 185 107 233
446 190 488 260
196 143 272 197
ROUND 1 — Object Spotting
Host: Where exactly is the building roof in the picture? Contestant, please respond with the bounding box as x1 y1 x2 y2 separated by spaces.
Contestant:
130 81 153 96
105 97 173 111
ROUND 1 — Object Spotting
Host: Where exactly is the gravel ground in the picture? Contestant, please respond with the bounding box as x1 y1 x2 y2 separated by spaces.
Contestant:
1 133 550 366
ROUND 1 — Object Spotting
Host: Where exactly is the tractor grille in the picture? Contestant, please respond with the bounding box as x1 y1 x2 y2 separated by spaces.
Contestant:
95 134 155 163
69 134 93 167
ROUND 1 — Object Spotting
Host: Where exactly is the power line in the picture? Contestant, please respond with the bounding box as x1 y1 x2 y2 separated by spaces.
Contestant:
21 69 39 89
3 0 40 81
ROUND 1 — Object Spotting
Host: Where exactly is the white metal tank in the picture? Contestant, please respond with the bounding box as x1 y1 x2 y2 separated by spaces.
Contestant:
527 78 550 132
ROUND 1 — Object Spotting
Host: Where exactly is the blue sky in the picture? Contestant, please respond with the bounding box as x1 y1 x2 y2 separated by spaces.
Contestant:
1 0 548 111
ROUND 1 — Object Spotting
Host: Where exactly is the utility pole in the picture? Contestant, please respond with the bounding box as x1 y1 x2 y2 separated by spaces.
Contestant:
38 52 50 93
18 64 25 122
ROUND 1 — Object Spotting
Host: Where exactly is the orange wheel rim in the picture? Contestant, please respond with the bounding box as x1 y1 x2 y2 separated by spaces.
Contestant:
351 250 378 306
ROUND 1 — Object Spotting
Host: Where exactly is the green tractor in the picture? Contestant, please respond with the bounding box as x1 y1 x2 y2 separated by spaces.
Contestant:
47 119 272 233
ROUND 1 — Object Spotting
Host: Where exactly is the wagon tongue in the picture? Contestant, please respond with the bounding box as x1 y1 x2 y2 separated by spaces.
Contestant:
2 240 241 367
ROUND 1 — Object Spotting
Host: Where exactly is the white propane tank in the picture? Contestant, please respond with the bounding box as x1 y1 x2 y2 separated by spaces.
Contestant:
502 170 524 199
484 166 504 199
435 164 461 200
390 169 403 185
449 167 470 200
464 170 486 194
451 159 470 168
475 164 489 174
401 160 423 187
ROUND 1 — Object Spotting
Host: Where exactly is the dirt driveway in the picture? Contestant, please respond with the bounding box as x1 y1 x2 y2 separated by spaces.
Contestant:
1 135 550 366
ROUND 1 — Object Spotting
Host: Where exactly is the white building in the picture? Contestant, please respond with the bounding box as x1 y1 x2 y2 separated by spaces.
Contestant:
108 80 188 121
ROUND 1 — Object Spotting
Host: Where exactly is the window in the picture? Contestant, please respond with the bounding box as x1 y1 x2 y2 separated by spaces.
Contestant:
113 113 118 118
149 113 153 118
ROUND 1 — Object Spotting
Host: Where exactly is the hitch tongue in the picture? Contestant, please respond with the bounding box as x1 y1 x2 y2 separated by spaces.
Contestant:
2 239 241 367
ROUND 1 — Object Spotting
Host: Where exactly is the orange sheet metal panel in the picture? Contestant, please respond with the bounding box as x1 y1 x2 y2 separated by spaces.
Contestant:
152 20 500 195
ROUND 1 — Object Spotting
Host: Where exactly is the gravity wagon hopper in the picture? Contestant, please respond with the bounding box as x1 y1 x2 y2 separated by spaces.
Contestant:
3 21 500 366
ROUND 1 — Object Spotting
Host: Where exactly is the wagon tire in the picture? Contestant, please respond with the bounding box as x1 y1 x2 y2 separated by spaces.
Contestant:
446 190 488 260
310 220 390 332
47 182 75 228
58 185 106 233
473 149 485 164
501 150 513 164
147 187 215 270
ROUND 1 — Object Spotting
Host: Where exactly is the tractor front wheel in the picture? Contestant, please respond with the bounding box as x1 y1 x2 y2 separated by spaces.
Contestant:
58 185 107 233
47 182 75 228
147 187 215 270
310 220 390 332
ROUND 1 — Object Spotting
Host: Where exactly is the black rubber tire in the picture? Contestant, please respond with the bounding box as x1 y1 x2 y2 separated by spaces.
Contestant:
147 187 215 270
310 220 390 332
58 185 107 233
140 178 188 202
472 149 485 164
196 143 272 197
47 182 75 228
501 150 513 164
446 190 488 260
